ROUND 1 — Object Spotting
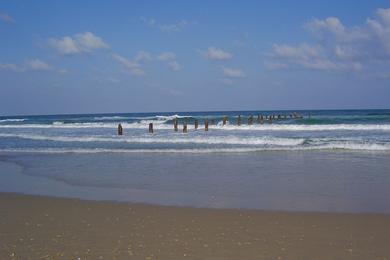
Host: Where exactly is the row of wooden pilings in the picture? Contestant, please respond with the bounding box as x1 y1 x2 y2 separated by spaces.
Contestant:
128 113 303 134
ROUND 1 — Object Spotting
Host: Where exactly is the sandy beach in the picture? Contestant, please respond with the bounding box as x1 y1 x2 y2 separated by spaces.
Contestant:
1 193 389 259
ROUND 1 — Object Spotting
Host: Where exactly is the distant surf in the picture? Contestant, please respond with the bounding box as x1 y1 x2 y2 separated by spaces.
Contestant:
1 109 390 153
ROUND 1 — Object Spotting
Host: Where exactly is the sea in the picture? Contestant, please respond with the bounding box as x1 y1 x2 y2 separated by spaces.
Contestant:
0 109 390 213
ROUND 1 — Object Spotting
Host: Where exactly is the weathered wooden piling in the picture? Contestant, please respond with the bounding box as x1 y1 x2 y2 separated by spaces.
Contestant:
183 122 188 133
269 117 273 124
173 119 178 131
237 115 241 126
194 119 199 129
117 124 123 135
248 115 253 125
149 123 154 133
205 119 209 131
223 116 228 125
259 114 264 124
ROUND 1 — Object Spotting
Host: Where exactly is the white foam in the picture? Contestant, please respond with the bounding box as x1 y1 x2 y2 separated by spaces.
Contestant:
1 122 390 131
0 133 305 146
1 142 389 154
156 114 185 120
0 118 26 123
218 124 390 131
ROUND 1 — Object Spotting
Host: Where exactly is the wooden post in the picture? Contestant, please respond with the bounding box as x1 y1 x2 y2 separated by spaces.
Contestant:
259 115 264 124
149 123 153 133
248 115 253 125
194 119 199 130
183 122 188 133
269 117 272 124
205 119 209 131
257 114 261 123
117 124 123 135
237 115 241 126
173 119 178 132
223 116 227 125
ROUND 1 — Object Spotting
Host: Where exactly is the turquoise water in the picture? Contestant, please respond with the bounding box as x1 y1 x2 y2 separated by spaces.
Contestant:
1 109 390 212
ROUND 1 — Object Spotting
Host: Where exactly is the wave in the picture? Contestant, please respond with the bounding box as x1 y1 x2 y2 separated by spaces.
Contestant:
91 114 188 121
93 116 157 120
1 142 389 154
93 116 132 120
156 114 183 120
0 118 26 123
0 133 305 146
219 124 390 131
2 122 390 131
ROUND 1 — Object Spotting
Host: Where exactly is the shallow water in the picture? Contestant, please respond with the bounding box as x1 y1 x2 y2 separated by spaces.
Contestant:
1 150 389 213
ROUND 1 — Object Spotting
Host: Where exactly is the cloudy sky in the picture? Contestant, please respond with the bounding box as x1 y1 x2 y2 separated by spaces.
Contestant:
1 0 390 115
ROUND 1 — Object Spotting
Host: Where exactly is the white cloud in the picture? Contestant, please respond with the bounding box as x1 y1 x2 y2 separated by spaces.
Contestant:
112 53 145 76
0 59 54 72
264 61 289 70
49 36 79 55
75 32 108 50
26 59 52 71
306 8 390 58
159 20 187 32
272 43 321 60
140 17 156 27
49 32 109 55
268 43 362 70
140 17 191 32
157 52 181 71
168 61 181 71
0 12 14 23
107 77 120 83
157 52 176 61
0 63 21 72
267 8 390 71
134 51 152 62
222 67 245 78
201 47 232 60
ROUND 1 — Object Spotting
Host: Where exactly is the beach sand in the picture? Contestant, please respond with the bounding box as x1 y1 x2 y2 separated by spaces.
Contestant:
1 193 390 259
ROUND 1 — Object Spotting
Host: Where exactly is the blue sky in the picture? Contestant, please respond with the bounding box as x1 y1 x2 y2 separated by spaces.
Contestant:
1 0 390 115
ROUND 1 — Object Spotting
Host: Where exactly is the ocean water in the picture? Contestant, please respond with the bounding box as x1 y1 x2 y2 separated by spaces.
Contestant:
1 109 390 212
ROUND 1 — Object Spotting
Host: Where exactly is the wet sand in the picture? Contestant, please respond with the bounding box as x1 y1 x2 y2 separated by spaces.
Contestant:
1 193 390 259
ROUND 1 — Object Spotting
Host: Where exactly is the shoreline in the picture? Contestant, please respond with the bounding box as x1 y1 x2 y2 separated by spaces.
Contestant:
1 192 390 259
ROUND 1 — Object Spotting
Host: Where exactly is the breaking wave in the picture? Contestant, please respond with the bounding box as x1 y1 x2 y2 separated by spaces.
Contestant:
1 122 390 131
0 118 26 123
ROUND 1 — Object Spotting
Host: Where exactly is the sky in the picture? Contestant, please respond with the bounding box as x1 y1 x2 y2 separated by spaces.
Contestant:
1 0 390 116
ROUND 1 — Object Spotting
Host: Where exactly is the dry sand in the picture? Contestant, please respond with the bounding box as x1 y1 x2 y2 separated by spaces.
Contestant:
1 193 390 259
